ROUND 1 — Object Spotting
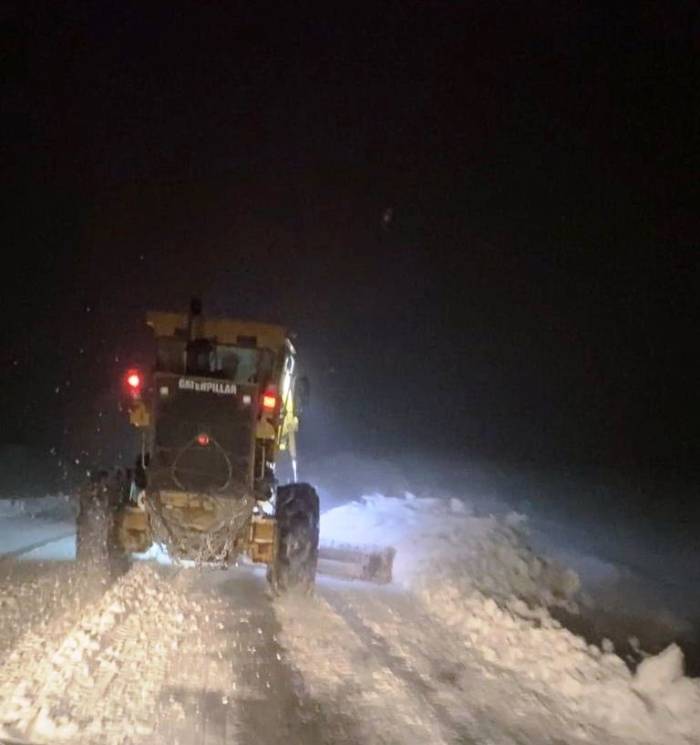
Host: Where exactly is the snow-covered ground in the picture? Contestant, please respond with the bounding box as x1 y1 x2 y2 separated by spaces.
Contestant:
0 495 75 559
0 458 698 744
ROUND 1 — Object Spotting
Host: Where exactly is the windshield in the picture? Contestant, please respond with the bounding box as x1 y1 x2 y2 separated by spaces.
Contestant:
155 338 275 384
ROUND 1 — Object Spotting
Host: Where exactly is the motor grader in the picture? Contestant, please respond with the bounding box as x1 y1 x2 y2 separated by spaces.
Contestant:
76 300 394 591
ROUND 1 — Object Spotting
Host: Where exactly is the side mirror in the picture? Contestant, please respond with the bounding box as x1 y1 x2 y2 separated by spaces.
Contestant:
295 376 310 414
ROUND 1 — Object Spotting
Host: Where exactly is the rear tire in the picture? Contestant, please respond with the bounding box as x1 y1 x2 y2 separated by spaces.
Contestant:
269 483 319 594
76 470 129 576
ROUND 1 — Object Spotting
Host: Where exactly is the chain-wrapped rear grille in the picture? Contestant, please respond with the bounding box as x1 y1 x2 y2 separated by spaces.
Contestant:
149 374 257 497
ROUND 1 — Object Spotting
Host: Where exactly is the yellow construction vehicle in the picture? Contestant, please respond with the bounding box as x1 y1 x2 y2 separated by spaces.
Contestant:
76 299 394 591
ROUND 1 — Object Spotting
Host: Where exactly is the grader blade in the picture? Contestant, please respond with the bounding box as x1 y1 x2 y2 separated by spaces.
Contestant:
317 543 396 584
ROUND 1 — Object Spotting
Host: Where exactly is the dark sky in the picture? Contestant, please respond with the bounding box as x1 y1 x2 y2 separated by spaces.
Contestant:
2 2 698 474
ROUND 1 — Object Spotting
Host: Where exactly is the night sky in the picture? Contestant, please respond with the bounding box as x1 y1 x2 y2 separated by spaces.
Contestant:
2 2 698 482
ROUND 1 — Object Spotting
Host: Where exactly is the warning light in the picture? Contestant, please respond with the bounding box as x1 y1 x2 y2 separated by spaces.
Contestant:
196 433 210 446
127 372 141 389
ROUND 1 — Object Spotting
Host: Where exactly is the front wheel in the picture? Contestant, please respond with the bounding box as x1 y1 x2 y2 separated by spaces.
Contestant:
268 483 319 594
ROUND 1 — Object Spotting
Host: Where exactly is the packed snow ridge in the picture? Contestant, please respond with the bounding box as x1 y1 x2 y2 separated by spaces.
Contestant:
0 565 203 744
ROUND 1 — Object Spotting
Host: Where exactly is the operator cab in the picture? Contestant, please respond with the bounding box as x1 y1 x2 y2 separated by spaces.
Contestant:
155 335 276 386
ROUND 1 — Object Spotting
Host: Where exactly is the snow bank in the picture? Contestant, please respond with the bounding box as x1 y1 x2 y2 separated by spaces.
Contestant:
424 583 700 743
321 492 579 608
321 493 700 743
633 644 700 721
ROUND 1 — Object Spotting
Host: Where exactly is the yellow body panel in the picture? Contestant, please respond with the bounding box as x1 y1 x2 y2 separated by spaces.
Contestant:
116 507 151 553
128 400 150 427
248 516 277 563
113 500 277 565
146 311 287 351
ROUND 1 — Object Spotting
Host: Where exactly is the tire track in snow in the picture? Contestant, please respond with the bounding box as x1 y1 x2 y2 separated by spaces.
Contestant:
321 587 480 745
151 570 240 745
274 588 453 745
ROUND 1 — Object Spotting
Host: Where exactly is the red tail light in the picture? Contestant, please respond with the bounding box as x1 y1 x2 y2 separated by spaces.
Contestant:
196 433 210 446
261 385 278 413
125 369 142 397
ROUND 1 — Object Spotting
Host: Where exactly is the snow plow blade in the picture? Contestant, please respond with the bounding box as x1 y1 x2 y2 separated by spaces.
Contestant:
317 543 396 584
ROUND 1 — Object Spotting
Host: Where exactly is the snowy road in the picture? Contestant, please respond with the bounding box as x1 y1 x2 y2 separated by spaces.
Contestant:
1 492 699 745
0 560 458 745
